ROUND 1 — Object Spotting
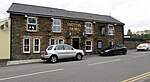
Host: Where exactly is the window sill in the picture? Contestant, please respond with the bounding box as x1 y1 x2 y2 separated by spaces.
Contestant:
26 30 38 32
52 31 61 33
23 52 30 54
33 52 40 54
86 50 92 52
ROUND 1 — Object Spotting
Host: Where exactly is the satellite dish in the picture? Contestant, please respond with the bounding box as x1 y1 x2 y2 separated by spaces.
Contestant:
5 22 8 27
0 25 4 29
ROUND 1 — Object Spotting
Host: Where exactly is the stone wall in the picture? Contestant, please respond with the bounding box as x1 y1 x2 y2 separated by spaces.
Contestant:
10 14 124 60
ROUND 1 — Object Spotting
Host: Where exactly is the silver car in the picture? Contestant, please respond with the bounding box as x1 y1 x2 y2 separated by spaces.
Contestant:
41 44 84 63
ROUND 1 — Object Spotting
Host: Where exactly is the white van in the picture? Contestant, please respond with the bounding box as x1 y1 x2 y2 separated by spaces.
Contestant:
136 43 150 51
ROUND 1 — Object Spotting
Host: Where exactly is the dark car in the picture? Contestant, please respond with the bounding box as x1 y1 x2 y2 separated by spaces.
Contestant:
100 44 127 56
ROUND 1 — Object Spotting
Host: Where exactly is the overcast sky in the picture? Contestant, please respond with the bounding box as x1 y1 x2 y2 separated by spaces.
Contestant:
0 0 150 34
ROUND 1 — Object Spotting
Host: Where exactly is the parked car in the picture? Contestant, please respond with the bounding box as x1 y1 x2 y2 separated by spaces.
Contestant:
41 44 84 63
100 44 127 56
136 43 150 51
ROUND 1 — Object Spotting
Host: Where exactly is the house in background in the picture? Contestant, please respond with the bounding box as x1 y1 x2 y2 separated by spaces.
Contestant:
0 19 10 60
7 3 125 60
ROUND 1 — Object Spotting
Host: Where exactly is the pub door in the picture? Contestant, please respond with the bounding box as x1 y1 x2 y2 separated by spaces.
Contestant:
73 38 79 49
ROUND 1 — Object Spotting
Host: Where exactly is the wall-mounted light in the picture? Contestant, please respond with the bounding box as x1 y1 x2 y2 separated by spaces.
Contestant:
25 15 28 17
114 24 117 26
69 32 71 35
82 32 84 35
93 21 96 23
51 17 54 19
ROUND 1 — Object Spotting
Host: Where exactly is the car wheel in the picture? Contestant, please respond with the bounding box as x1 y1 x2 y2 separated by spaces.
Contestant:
76 54 83 60
146 48 149 51
50 55 58 63
123 51 127 55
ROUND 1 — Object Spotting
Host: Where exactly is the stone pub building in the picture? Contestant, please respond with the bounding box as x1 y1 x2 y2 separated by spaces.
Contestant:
7 3 125 60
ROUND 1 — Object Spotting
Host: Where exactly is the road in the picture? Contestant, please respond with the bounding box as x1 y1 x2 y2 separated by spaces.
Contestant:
0 50 150 82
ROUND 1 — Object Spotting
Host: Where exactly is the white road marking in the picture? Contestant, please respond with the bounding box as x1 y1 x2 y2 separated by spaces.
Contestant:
0 68 64 81
88 59 121 66
132 55 146 59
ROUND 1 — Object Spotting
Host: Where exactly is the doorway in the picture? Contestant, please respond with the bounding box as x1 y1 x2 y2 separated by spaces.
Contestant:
73 38 79 49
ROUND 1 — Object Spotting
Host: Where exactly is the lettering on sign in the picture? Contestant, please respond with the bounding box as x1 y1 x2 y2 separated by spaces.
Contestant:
67 23 81 31
67 23 81 27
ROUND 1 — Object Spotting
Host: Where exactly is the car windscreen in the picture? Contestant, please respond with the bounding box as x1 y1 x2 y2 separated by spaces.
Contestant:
47 46 53 50
138 44 148 46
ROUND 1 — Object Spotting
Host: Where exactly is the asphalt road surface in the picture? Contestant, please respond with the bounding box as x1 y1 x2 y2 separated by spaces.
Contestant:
0 50 150 82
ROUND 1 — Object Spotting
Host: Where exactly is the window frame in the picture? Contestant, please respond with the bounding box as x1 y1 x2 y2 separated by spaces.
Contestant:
27 17 37 32
23 38 30 53
49 38 56 45
52 19 61 33
85 40 92 52
85 22 93 34
108 24 114 36
33 38 40 53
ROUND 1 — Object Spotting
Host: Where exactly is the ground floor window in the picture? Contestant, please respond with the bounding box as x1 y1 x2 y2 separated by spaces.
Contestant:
85 40 92 52
50 38 56 45
58 39 64 44
23 38 30 53
33 38 40 53
97 40 102 49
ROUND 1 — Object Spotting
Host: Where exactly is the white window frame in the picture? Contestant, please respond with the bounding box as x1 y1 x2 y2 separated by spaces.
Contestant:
49 38 56 45
52 19 61 33
85 40 92 52
85 22 93 34
108 24 114 36
58 39 64 44
27 17 37 32
23 38 30 53
33 38 40 53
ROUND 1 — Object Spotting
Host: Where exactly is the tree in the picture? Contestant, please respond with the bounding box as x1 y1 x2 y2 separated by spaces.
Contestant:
127 29 132 36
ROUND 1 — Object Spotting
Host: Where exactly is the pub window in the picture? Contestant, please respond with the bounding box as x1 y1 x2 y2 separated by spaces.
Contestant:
33 38 40 53
85 40 92 52
27 17 37 32
52 19 61 33
58 39 64 44
85 22 92 34
108 24 114 36
50 38 56 45
97 40 102 49
23 38 30 53
101 27 105 35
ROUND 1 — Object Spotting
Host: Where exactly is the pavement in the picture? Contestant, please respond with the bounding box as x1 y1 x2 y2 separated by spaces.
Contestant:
0 54 99 67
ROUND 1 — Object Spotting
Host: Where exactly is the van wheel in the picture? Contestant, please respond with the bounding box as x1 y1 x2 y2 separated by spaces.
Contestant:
50 55 58 63
76 54 83 60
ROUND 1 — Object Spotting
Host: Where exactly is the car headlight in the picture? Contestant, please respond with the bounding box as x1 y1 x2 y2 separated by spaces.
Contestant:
105 50 110 52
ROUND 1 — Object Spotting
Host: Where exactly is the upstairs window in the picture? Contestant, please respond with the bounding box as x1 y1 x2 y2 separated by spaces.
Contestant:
23 38 30 53
52 19 61 33
85 22 92 34
27 17 37 32
108 24 114 36
101 27 105 35
33 38 40 53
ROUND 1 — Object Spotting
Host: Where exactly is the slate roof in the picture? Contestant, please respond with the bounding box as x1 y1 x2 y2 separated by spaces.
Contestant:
7 3 124 25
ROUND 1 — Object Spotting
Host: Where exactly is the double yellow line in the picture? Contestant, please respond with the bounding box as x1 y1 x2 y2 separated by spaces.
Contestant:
122 72 150 82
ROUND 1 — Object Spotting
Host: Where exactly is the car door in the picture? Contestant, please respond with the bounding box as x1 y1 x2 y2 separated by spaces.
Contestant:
64 45 76 58
114 45 122 54
55 45 67 59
